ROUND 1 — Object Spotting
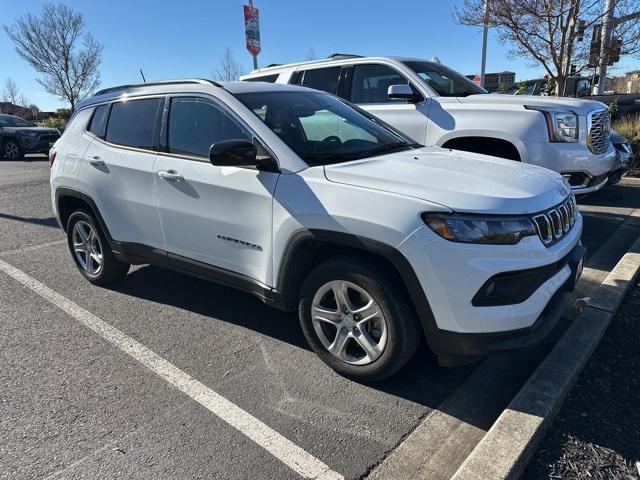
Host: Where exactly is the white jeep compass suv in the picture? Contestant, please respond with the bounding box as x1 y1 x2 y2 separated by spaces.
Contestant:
241 54 616 195
50 79 585 380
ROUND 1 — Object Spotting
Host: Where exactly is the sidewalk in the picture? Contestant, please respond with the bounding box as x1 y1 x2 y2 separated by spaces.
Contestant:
524 279 640 479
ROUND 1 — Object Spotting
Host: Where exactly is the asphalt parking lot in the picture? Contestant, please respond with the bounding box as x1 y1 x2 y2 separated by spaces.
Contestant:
1 156 639 480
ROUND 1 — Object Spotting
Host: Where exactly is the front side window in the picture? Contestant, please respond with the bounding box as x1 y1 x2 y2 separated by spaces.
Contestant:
168 97 251 158
404 61 487 97
105 98 161 149
350 64 415 104
297 67 341 95
236 90 414 166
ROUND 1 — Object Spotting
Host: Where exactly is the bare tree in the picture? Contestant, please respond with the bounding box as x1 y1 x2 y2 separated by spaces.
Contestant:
305 47 318 61
455 0 640 95
214 48 243 82
2 78 28 105
4 2 102 110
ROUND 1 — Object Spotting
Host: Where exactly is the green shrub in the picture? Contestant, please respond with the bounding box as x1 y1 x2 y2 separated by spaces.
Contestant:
38 116 67 132
613 114 640 146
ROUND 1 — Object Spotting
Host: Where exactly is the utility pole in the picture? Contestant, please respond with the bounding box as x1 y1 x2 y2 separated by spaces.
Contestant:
480 0 489 89
596 0 615 94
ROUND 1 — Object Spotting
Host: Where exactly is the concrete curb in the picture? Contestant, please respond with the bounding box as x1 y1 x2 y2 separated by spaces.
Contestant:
450 234 640 480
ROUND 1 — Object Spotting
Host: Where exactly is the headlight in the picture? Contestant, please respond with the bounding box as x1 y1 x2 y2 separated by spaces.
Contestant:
526 106 579 143
421 213 537 244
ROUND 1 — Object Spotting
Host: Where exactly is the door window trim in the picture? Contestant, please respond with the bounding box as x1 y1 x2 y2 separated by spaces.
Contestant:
158 92 280 170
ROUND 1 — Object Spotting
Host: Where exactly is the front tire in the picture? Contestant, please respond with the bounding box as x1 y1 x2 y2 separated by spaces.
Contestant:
66 210 130 285
3 139 24 160
298 258 420 381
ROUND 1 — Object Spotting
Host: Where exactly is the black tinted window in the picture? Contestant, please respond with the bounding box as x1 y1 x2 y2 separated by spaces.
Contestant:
168 97 251 158
244 74 279 83
298 67 341 94
87 104 109 137
105 98 160 149
404 61 486 97
350 64 411 104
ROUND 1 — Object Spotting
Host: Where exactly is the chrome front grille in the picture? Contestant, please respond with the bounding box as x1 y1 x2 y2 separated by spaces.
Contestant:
532 196 578 246
587 109 611 154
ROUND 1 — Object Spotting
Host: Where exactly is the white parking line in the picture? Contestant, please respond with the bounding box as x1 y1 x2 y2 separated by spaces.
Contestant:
0 239 66 256
0 258 343 480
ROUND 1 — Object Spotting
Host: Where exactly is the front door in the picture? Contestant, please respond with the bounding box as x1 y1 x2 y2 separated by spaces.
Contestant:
154 95 278 286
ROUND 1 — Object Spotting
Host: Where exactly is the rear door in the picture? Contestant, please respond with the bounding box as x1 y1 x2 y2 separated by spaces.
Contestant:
345 63 429 144
154 95 278 285
80 97 165 250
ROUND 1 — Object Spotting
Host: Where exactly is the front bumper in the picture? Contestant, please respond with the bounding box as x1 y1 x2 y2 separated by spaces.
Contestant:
399 213 583 356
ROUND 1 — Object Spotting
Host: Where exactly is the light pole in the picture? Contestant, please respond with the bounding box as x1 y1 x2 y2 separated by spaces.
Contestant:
596 0 615 94
480 0 489 89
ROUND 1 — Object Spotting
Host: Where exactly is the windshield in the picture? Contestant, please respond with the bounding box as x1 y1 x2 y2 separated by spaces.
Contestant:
404 61 487 97
0 115 35 127
236 91 416 166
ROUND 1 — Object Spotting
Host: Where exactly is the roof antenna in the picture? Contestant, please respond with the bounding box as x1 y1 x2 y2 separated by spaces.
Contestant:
139 69 147 83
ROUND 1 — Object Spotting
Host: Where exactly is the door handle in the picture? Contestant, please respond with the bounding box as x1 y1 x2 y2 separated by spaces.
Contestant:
157 170 184 181
88 155 105 166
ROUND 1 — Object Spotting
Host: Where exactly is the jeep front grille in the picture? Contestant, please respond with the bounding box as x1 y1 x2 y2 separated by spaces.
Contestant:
532 196 578 246
587 109 610 155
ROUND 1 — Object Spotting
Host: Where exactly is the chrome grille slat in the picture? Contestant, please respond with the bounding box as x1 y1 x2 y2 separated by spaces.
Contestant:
531 197 578 247
587 109 611 155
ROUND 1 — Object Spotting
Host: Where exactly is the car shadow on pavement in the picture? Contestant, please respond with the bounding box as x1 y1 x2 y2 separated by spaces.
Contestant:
108 263 476 410
0 213 59 228
579 183 640 209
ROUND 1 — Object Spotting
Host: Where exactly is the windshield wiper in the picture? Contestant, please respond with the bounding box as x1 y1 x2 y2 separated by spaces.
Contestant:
361 142 413 158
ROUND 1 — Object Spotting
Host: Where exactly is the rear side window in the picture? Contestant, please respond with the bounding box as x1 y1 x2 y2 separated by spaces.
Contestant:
105 98 161 149
168 97 252 158
350 64 411 104
244 74 279 83
87 104 109 138
296 67 341 94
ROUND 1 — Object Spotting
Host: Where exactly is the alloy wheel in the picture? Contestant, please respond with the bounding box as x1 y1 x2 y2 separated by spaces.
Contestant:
311 280 388 365
72 220 104 276
4 141 20 160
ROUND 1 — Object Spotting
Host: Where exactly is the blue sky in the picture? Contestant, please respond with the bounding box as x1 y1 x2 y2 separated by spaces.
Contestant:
2 0 638 111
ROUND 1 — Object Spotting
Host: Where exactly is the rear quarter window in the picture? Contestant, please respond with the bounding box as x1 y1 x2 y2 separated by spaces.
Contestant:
244 74 279 83
87 104 109 138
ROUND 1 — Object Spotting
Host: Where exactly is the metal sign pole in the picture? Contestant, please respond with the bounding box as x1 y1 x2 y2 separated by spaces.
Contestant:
480 0 489 89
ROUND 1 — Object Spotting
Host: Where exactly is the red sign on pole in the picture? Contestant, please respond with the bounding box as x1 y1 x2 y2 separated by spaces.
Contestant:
244 5 261 56
473 76 482 85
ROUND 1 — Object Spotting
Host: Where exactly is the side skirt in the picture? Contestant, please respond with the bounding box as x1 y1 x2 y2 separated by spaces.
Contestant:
113 241 285 310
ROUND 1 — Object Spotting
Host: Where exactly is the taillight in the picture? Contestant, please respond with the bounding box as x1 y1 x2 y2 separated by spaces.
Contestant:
49 151 57 167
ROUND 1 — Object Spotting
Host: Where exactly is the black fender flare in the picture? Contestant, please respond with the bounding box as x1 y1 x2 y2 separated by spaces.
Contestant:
276 229 439 342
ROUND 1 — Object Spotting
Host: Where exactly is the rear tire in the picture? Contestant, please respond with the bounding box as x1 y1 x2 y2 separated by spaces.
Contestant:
66 210 130 285
3 139 24 160
298 257 421 381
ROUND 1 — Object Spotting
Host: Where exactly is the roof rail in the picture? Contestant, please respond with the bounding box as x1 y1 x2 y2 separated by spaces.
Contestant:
94 78 222 96
266 63 283 68
327 53 363 59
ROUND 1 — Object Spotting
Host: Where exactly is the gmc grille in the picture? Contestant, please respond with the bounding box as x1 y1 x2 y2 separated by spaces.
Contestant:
587 109 611 155
532 196 578 246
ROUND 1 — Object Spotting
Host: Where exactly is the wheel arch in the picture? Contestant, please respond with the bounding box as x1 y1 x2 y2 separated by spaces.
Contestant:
55 188 113 241
276 229 437 341
438 133 526 162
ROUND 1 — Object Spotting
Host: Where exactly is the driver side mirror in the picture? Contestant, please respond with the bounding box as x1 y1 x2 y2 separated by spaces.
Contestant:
209 139 278 171
387 84 420 103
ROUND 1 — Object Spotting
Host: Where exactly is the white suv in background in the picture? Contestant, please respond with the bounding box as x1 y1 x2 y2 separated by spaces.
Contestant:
51 80 585 380
241 54 616 195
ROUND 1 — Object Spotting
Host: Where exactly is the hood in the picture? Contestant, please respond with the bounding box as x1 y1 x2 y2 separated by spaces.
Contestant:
323 147 571 215
4 126 60 135
458 93 607 115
